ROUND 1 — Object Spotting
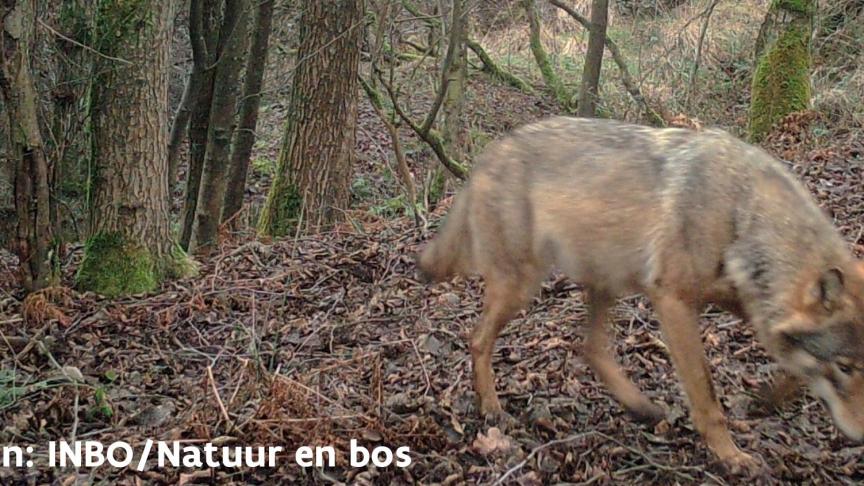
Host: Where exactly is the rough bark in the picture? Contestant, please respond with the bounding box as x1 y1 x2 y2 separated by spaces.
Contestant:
578 0 608 117
749 0 814 141
0 0 56 291
180 0 220 250
191 0 251 252
259 0 364 236
78 0 194 297
222 0 274 224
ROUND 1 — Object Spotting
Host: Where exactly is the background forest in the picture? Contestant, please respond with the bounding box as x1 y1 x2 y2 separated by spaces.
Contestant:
1 0 863 483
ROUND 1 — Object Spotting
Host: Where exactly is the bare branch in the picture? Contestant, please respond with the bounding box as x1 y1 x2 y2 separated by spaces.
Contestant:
550 0 665 125
377 72 468 180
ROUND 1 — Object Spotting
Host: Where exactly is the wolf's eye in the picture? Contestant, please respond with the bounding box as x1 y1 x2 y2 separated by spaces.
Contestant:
836 362 854 375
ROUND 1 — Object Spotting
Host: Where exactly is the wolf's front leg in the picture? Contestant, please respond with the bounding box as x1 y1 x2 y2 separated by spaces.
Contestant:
650 292 765 476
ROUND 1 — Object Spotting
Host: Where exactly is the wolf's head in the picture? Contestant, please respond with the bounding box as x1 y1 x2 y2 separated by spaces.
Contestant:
770 264 864 441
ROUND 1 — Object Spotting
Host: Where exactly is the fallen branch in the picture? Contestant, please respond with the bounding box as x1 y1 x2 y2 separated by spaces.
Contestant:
207 365 235 431
550 0 665 125
466 39 535 94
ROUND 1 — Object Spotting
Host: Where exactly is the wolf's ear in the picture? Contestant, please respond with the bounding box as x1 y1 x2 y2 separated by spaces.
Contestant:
811 267 845 310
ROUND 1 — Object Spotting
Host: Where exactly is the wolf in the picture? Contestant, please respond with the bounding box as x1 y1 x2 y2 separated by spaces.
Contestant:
417 116 864 474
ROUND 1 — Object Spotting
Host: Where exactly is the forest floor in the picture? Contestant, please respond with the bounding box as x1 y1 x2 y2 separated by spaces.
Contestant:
2 94 864 484
3 5 864 481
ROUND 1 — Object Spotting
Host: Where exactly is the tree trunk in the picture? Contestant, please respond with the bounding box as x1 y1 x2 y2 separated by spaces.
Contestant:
522 0 570 110
180 0 220 250
77 0 194 297
442 0 468 159
222 0 275 224
550 0 665 125
191 0 251 252
0 0 56 291
578 0 608 117
0 141 13 250
749 0 814 141
167 70 194 195
259 0 364 236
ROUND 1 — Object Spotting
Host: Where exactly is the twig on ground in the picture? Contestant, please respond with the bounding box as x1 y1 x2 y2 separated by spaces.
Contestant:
494 431 597 484
207 365 235 431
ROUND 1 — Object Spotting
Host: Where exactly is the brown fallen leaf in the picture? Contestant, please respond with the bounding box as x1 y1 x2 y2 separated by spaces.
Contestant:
472 427 514 456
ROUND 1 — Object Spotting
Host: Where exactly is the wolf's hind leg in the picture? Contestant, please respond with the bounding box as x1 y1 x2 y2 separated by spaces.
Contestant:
471 268 543 417
584 288 666 425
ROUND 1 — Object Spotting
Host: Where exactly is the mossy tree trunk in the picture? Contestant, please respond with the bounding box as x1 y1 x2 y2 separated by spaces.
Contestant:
522 0 570 110
222 0 275 225
466 39 534 94
434 0 469 205
0 0 56 291
78 0 194 297
577 0 609 117
258 0 364 236
748 0 814 142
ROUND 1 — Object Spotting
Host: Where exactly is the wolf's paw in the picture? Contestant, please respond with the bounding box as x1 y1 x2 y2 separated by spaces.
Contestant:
720 451 767 477
476 395 503 417
474 397 518 431
626 400 666 426
483 409 518 432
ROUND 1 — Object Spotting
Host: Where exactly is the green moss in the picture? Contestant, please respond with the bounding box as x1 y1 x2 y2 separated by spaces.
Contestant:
523 0 571 111
76 232 157 297
163 243 198 280
93 0 151 55
76 234 194 297
258 176 303 238
251 157 276 177
772 0 813 15
371 195 411 218
748 22 811 141
428 167 447 206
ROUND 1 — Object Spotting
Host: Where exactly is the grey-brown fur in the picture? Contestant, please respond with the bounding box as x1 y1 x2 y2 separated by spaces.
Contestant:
425 117 849 317
418 116 864 475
